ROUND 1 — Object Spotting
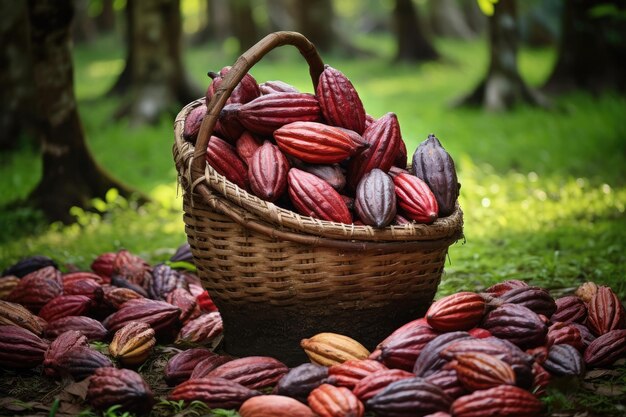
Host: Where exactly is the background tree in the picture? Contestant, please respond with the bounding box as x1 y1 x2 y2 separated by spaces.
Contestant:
543 0 626 94
95 0 116 32
26 0 136 222
394 0 439 62
429 0 476 40
230 0 259 54
109 0 202 125
456 0 547 111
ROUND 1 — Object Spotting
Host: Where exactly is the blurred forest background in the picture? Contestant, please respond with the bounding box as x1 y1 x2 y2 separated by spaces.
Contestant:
1 0 625 299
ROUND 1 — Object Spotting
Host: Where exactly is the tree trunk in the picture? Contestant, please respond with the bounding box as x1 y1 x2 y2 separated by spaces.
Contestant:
294 0 334 53
461 0 486 35
230 0 258 54
542 0 626 94
456 0 547 111
106 1 133 96
72 0 98 44
429 0 476 40
112 0 203 125
0 0 36 150
26 0 137 223
95 0 116 32
394 0 439 62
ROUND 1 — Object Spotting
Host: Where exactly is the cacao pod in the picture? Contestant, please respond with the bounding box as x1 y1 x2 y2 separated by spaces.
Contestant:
393 173 439 224
44 315 107 341
101 286 144 310
87 367 154 414
166 288 201 324
260 80 299 95
0 325 49 369
164 347 215 386
379 323 439 371
483 280 529 298
274 363 330 403
571 322 596 348
316 65 367 134
63 276 102 301
288 168 352 224
367 377 452 417
301 332 370 366
176 311 223 345
90 252 116 281
7 266 63 312
206 356 289 390
481 303 547 349
551 295 587 324
249 141 290 202
354 168 397 228
190 353 234 379
0 276 21 299
109 321 156 367
0 299 44 335
413 331 472 377
110 273 149 298
183 103 206 143
239 395 316 417
102 298 181 339
236 131 263 164
394 138 408 169
546 322 584 351
148 263 186 300
288 158 347 192
425 367 466 400
206 135 250 190
450 385 543 417
206 66 260 105
493 286 556 318
451 352 516 391
426 292 486 332
56 346 113 380
375 317 430 349
411 134 459 216
170 376 261 409
543 343 585 377
586 285 626 336
215 103 246 142
38 295 92 323
112 249 151 288
328 359 387 389
308 383 365 417
43 330 88 377
352 369 414 402
583 329 626 368
531 362 550 397
575 281 598 304
2 255 57 278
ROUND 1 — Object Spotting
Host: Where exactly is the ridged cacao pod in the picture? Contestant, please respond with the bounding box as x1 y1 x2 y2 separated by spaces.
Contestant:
248 141 290 202
170 376 260 409
288 168 352 224
239 395 317 417
301 332 370 366
288 158 347 192
2 255 57 278
148 263 186 300
308 383 365 417
63 271 107 286
0 276 20 300
113 249 151 288
367 377 452 417
586 285 626 336
411 134 459 216
7 266 63 312
43 330 88 377
483 280 529 297
235 92 321 136
63 277 102 301
189 354 232 380
441 337 534 390
109 321 156 367
183 103 206 143
236 131 263 163
102 286 144 310
56 346 113 380
393 173 439 224
546 322 584 351
551 295 587 324
452 352 516 391
90 252 116 281
274 363 330 403
481 304 547 349
376 318 429 348
164 347 215 386
354 168 397 228
427 292 486 332
0 299 44 335
38 295 92 323
260 80 299 95
0 325 49 369
206 356 289 390
215 103 246 142
316 65 366 134
170 242 193 264
328 359 387 389
425 367 466 400
379 323 439 371
575 281 598 304
206 66 260 106
166 288 201 324
450 385 543 417
44 315 107 341
87 367 154 414
176 311 223 345
347 113 401 189
102 298 181 339
352 369 414 402
543 344 585 377
275 121 364 164
583 329 626 368
206 135 250 190
493 286 556 318
413 331 472 377
531 362 551 397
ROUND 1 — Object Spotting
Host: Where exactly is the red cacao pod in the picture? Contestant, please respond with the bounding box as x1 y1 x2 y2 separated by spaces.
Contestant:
260 80 299 95
411 134 459 217
393 173 439 224
531 362 551 397
328 359 387 389
316 65 366 134
236 130 263 164
481 304 547 349
551 295 587 324
352 369 414 402
248 141 290 202
183 103 206 143
38 295 92 323
176 311 223 345
206 66 260 105
113 249 151 288
239 395 316 417
376 317 430 349
170 376 261 409
164 347 215 386
44 315 107 341
379 323 439 371
394 138 408 169
63 277 102 301
7 266 63 312
43 330 88 377
288 168 352 224
101 286 144 310
87 367 154 414
0 325 49 369
236 92 321 136
206 356 289 390
426 292 486 332
166 288 201 323
274 363 330 403
583 329 626 368
367 377 452 417
450 385 543 417
586 285 626 336
90 252 116 281
206 135 250 190
452 352 516 391
546 322 584 351
308 383 365 417
483 280 529 297
354 168 397 228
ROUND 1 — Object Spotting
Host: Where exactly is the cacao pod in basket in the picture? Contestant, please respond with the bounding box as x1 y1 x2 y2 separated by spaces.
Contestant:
206 135 250 190
249 141 290 202
288 168 352 224
393 172 439 224
354 168 397 228
236 131 263 163
183 103 206 143
206 66 260 105
260 80 299 94
288 158 347 192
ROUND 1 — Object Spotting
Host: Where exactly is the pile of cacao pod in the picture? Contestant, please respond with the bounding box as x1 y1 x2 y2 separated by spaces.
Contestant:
184 65 460 226
2 250 625 416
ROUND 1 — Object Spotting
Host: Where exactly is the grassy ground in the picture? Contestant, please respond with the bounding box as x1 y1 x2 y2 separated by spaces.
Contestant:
0 33 625 416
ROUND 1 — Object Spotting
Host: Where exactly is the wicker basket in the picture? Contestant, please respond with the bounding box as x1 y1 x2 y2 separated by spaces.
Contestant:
173 31 463 365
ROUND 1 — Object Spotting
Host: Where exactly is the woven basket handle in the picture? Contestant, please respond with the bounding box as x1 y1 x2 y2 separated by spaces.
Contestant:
190 31 325 181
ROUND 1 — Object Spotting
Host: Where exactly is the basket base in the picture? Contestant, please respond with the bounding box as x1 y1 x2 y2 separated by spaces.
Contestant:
217 298 434 366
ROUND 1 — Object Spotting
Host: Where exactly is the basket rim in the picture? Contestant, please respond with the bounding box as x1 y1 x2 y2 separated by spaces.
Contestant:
174 99 464 244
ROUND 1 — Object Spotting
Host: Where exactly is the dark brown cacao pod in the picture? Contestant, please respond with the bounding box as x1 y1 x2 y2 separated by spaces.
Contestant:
494 286 556 318
481 303 547 349
543 344 585 377
288 158 346 192
274 363 330 403
87 367 154 414
411 134 459 216
2 255 57 278
354 168 397 228
379 323 439 371
316 65 367 134
583 329 626 368
57 346 113 380
249 141 290 202
164 347 215 386
0 325 49 369
367 377 452 417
